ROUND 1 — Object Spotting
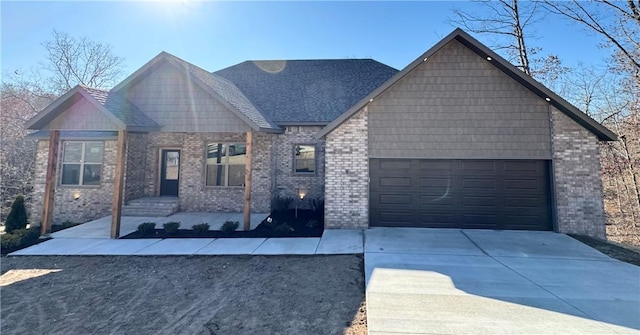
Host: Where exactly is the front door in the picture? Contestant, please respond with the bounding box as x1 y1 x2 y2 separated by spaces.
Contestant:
160 149 180 196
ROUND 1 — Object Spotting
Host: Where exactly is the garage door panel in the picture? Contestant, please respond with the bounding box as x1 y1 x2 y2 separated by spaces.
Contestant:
379 177 412 187
505 179 539 190
419 195 455 205
379 160 412 170
370 159 551 230
504 160 539 172
378 194 413 205
419 160 453 170
462 178 497 190
461 160 496 172
505 196 545 208
462 196 498 208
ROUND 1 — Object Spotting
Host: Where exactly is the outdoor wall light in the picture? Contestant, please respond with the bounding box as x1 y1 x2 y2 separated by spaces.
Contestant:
545 97 551 102
298 188 307 200
73 192 80 200
486 56 492 61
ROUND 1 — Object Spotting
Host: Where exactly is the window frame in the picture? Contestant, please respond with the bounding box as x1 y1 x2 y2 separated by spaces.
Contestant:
60 141 104 187
292 143 317 176
204 141 246 187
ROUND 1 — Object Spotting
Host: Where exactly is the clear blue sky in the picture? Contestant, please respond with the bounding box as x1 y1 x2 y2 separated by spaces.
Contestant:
1 1 608 78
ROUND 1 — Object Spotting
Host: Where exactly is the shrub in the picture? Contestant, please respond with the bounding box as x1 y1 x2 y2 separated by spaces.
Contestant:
137 222 156 236
220 221 239 235
271 196 293 213
311 198 325 215
1 233 21 253
163 221 180 234
1 227 42 254
192 223 210 235
5 195 28 233
306 219 320 229
273 222 294 236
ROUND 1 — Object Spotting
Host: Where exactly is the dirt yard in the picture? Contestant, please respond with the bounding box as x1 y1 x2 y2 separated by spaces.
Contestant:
1 255 367 335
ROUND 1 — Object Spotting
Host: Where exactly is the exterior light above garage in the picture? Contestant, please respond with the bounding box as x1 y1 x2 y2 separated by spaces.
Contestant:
486 56 492 61
369 98 374 102
545 97 551 102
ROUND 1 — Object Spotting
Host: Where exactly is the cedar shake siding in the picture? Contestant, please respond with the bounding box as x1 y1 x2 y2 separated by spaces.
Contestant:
368 40 552 160
44 98 121 131
123 63 251 133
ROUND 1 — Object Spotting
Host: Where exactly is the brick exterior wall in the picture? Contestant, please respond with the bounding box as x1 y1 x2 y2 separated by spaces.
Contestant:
272 126 325 209
550 107 606 238
142 132 272 212
30 131 274 225
30 139 117 225
324 108 369 229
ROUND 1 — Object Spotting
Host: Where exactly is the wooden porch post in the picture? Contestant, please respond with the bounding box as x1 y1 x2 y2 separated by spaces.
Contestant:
111 129 128 239
41 130 60 236
243 131 253 231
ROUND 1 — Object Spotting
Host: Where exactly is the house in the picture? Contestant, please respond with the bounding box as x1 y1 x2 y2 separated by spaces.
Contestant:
25 29 616 239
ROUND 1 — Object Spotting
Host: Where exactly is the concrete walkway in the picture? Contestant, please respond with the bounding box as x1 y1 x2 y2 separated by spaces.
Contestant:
10 220 363 256
365 228 640 334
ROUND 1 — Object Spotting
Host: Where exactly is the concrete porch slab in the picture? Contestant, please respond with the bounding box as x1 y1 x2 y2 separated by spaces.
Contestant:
134 238 215 255
195 238 267 255
316 229 364 254
252 238 321 255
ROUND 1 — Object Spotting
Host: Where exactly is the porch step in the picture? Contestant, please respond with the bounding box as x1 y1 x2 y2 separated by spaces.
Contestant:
122 197 180 217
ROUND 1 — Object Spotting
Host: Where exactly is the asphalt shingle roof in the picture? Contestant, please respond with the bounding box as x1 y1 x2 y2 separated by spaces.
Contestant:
81 86 160 129
215 59 399 123
167 54 280 131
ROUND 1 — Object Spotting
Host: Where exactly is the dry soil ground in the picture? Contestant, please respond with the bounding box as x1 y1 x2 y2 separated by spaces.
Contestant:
0 255 367 335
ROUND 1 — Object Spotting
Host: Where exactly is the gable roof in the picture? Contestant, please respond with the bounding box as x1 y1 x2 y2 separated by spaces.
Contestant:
215 59 398 124
317 28 617 141
25 85 160 131
113 52 281 133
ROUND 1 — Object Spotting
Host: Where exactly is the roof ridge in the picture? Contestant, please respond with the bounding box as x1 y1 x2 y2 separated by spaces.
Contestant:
79 84 109 92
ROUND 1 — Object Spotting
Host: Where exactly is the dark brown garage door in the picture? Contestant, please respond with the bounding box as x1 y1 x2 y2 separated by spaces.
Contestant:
370 159 552 230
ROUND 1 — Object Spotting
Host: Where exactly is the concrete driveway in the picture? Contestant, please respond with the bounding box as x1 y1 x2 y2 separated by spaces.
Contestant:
365 228 640 334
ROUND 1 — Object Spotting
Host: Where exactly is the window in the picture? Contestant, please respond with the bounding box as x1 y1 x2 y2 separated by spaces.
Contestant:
294 144 315 174
206 142 246 186
61 142 104 186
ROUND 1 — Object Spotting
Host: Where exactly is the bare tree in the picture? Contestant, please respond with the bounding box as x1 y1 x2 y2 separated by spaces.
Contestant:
0 70 55 221
43 30 125 93
451 0 541 75
543 0 639 72
1 30 125 223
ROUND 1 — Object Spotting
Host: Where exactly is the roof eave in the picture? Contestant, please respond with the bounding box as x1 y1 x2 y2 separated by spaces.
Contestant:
257 127 284 134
